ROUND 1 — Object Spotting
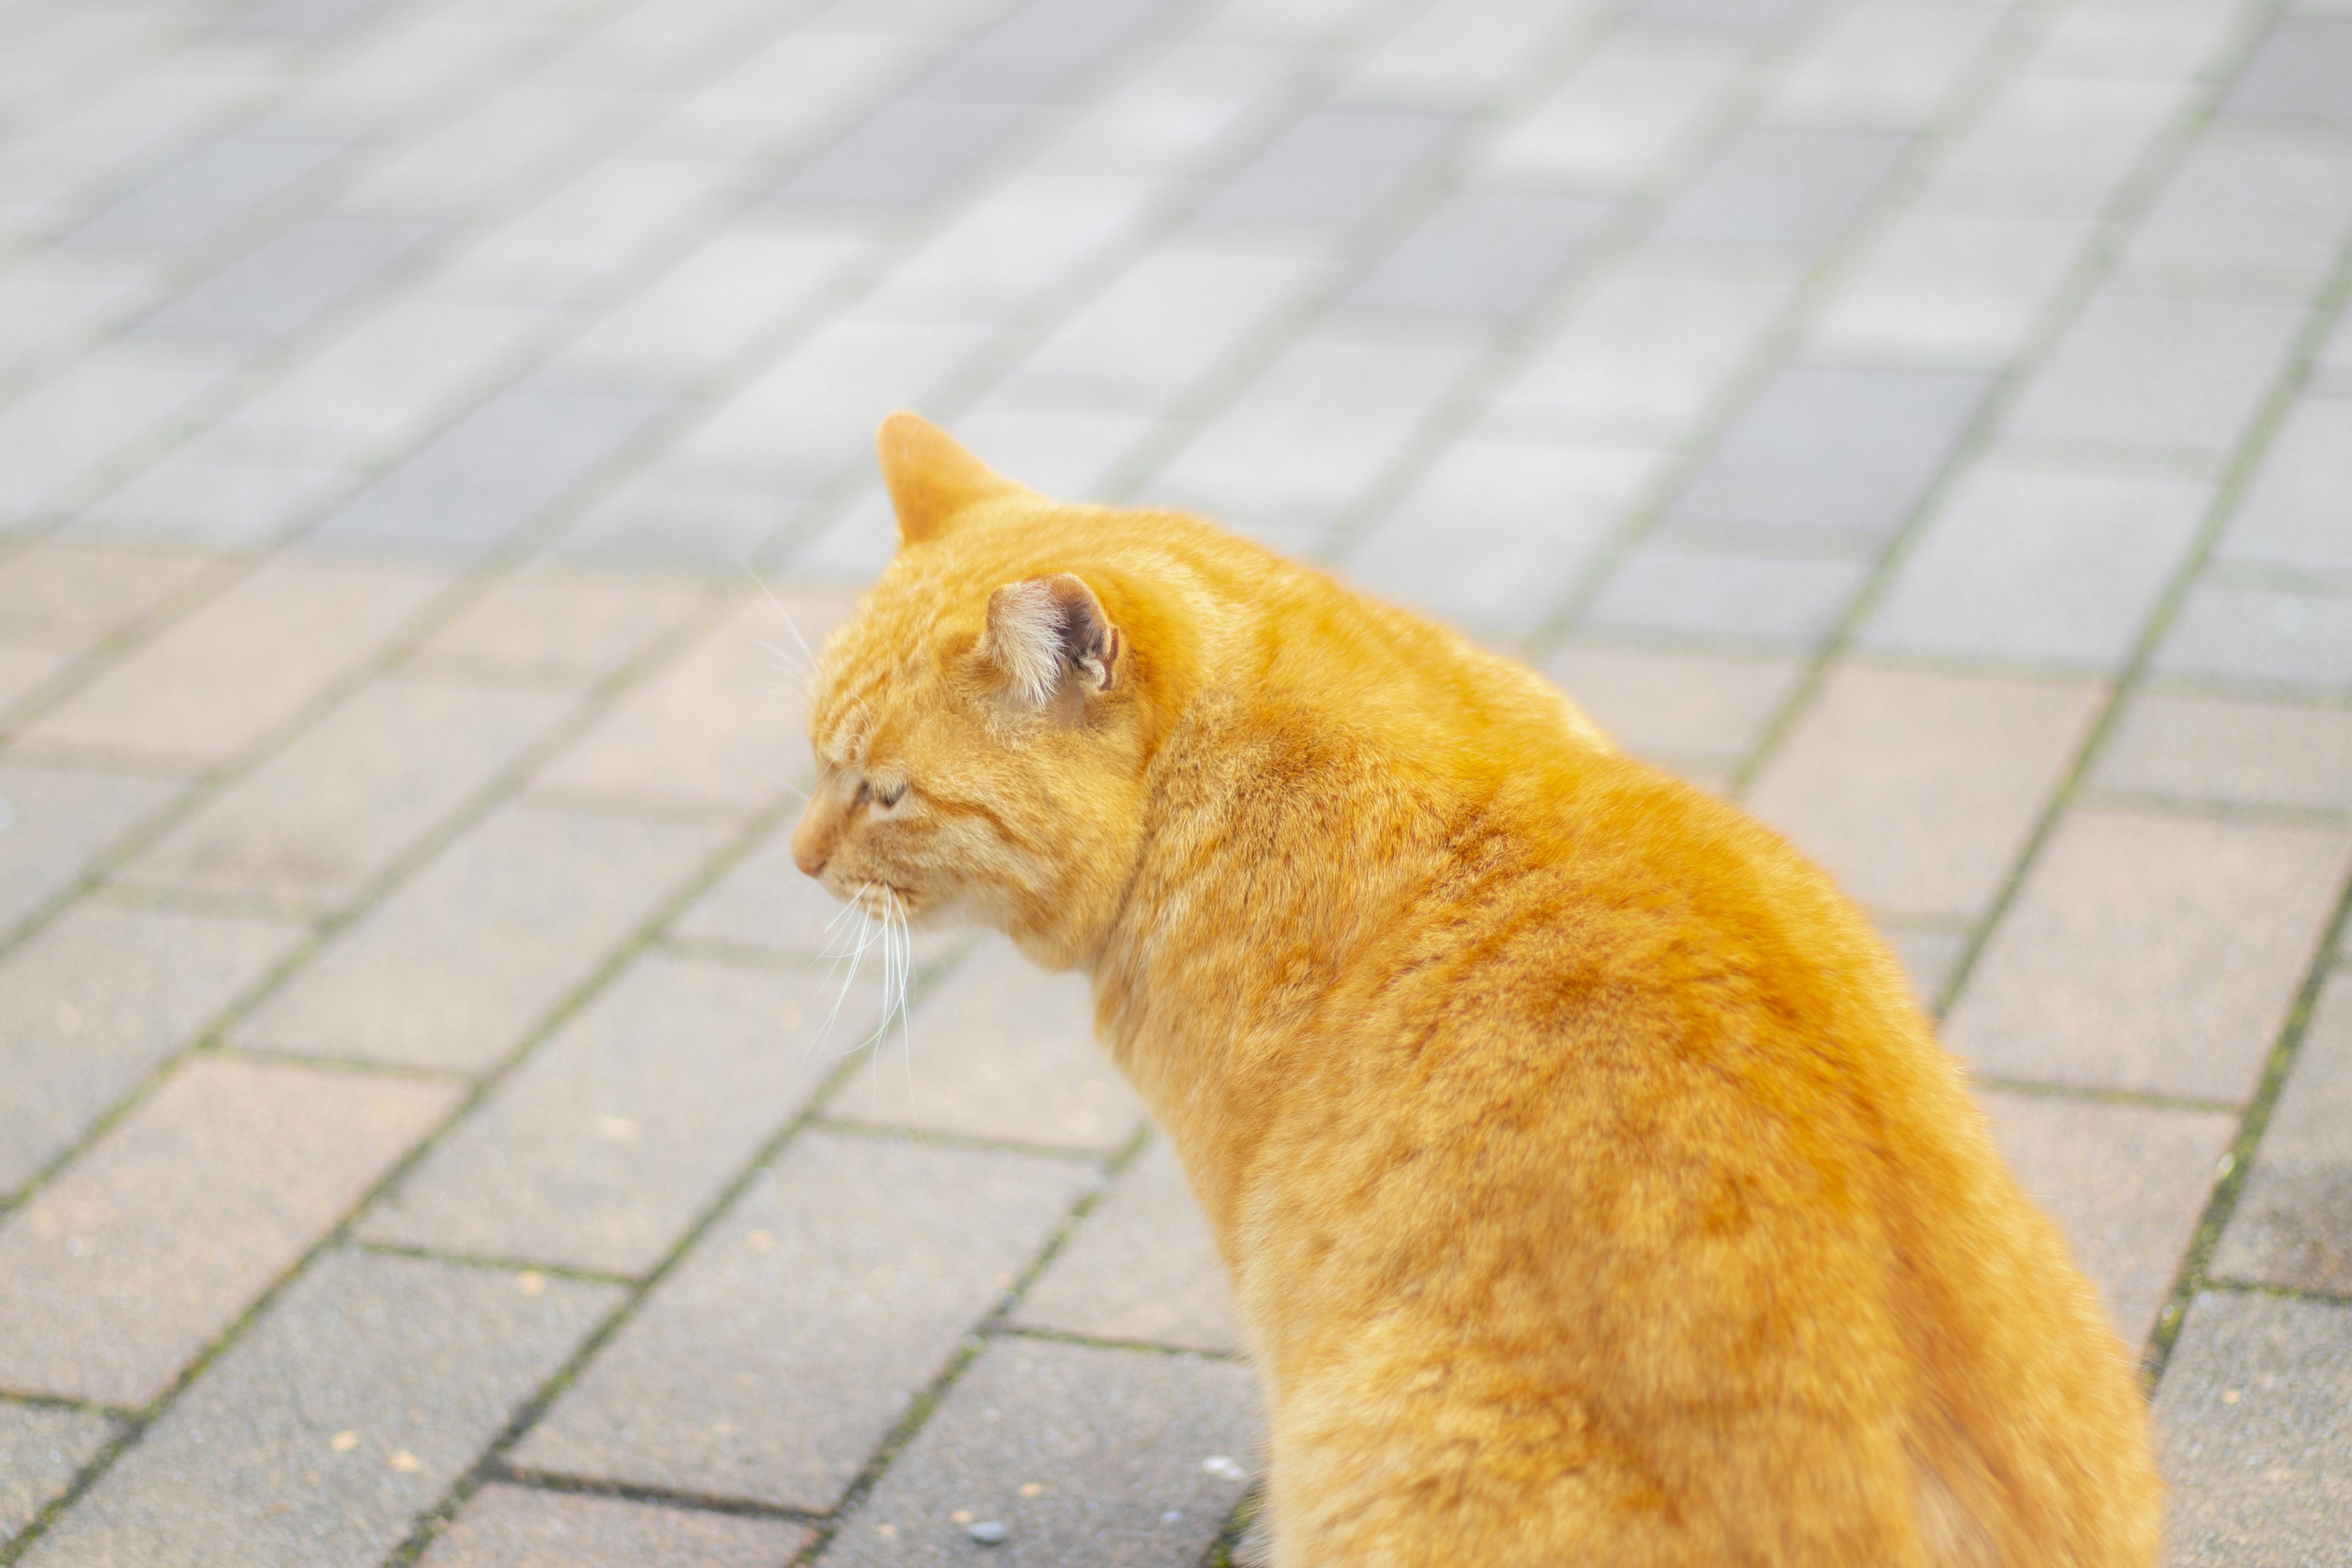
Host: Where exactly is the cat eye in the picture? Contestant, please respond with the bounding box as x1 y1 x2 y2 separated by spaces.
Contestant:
877 780 907 808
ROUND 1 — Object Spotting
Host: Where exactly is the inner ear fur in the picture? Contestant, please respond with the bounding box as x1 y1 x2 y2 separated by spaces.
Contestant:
982 573 1123 710
877 410 1020 546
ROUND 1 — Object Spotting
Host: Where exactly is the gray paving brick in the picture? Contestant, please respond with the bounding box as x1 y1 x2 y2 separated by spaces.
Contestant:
2216 394 2352 575
2307 292 2352 394
1978 1090 2236 1344
533 590 850 812
993 241 1328 415
1637 0 1795 36
121 677 575 909
835 940 1144 1152
1582 541 1871 649
237 0 401 39
1343 437 1661 635
0 1056 459 1407
648 29 918 160
1488 266 1798 442
1665 364 1987 540
2094 692 2352 813
1947 809 2352 1101
15 558 451 767
20 1248 619 1568
2003 293 2307 466
0 265 157 384
1346 190 1610 317
511 1129 1090 1509
1858 463 2209 671
0 354 231 516
670 821 970 967
1477 45 1742 190
235 805 727 1073
0 541 212 650
1883 922 1967 1008
419 1483 812 1568
1193 105 1455 230
0 763 179 936
545 481 803 570
861 172 1161 325
1762 5 2002 130
337 83 616 217
911 0 1178 106
1347 0 1582 106
270 15 553 131
413 571 707 685
1539 640 1804 767
772 97 1031 214
67 129 343 252
939 407 1160 498
435 156 744 305
1013 1134 1238 1354
361 953 862 1275
1921 77 2190 215
2118 133 2352 295
2213 974 2352 1294
5 59 271 175
0 901 303 1194
2153 1291 2352 1568
72 449 358 548
138 216 434 350
2155 581 2352 695
2225 18 2352 120
557 228 863 380
1656 128 1907 252
304 372 677 563
824 1336 1257 1567
1147 326 1484 545
1039 40 1296 175
1808 209 2096 366
0 1401 113 1544
1746 663 2103 920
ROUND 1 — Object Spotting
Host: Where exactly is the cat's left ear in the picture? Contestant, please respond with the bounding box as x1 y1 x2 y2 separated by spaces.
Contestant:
982 573 1122 710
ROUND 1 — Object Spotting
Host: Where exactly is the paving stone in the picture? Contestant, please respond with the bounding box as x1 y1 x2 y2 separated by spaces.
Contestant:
0 901 304 1194
1013 1135 1239 1354
0 1401 113 1544
1193 104 1455 230
71 448 359 548
671 820 970 967
1343 437 1662 635
2003 293 2307 466
1539 640 1804 767
835 940 1145 1152
1978 1090 2236 1344
0 265 157 383
2094 691 2352 813
0 1056 458 1408
138 216 435 350
360 953 865 1276
2224 18 2352 120
2212 974 2352 1293
1763 5 2003 130
1348 0 1586 105
121 677 576 908
1147 327 1485 544
1478 45 1743 190
418 1483 813 1568
237 0 402 39
2153 1291 2352 1568
413 571 708 685
0 541 213 652
824 1336 1257 1567
511 1129 1090 1509
940 407 1161 499
223 297 555 464
338 83 616 216
19 1247 619 1568
13 557 450 767
902 0 1175 106
1947 809 2352 1101
0 648 70 715
1665 364 1987 540
1037 40 1297 175
559 227 863 379
1882 922 1967 1009
1921 77 2191 215
437 156 744 304
67 130 344 253
772 97 1031 214
6 58 273 175
1582 541 1870 649
864 172 1162 325
2216 394 2352 575
1346 190 1610 317
534 590 851 812
1636 0 1795 37
993 241 1329 415
1489 266 1799 442
270 14 550 129
1656 128 1907 252
2118 133 2352 295
0 354 231 515
0 763 180 936
305 372 677 563
1808 209 2096 366
1858 464 2209 671
1747 664 2103 919
2155 581 2352 695
235 807 728 1073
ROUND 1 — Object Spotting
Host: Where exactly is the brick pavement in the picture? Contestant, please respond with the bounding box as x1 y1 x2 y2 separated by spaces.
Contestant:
0 0 2348 1562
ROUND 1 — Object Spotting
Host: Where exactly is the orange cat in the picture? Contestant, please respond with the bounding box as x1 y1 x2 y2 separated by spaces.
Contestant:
789 413 2162 1567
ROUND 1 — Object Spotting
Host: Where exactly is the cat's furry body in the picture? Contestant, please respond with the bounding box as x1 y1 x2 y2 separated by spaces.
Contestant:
790 415 2162 1567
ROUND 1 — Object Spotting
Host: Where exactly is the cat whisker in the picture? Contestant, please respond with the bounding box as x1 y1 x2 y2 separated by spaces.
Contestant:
746 567 821 685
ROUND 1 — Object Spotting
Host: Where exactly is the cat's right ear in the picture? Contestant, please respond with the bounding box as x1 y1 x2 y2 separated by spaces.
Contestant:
876 411 1019 547
982 573 1122 711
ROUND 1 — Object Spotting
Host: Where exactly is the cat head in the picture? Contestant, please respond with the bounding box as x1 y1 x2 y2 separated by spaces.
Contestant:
788 413 1194 970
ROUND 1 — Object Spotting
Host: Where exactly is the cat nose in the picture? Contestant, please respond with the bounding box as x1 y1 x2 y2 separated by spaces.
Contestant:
789 814 828 878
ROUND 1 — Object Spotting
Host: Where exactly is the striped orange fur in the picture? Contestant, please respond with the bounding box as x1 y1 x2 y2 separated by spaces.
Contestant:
788 413 2162 1567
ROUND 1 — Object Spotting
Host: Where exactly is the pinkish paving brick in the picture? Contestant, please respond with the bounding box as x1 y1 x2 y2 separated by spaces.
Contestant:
13 559 451 768
412 570 709 686
0 542 216 652
418 1484 811 1568
0 1055 458 1407
0 762 181 937
0 646 70 717
1540 641 1804 768
531 590 851 812
2094 690 2352 815
1014 1133 1240 1353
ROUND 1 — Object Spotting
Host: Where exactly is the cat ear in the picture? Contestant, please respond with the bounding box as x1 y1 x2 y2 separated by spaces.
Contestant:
982 574 1123 709
876 411 1019 546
